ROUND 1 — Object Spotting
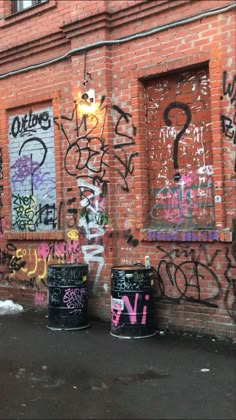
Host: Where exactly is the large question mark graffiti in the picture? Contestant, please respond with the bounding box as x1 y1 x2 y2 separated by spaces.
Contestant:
19 137 47 195
163 102 191 171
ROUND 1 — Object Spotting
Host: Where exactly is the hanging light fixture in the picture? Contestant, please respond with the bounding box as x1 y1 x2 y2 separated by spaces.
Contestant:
77 50 96 116
78 92 94 115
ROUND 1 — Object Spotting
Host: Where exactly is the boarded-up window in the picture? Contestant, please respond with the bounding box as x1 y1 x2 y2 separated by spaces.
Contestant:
144 67 215 230
8 106 57 232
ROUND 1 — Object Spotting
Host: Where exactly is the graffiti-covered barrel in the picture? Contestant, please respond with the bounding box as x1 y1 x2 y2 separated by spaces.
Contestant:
110 265 156 338
47 264 90 330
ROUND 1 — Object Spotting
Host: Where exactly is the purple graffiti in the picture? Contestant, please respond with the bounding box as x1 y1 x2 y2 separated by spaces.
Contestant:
63 287 87 314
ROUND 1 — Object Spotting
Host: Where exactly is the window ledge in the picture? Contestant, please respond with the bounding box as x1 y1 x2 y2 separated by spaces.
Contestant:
6 230 64 241
140 229 232 243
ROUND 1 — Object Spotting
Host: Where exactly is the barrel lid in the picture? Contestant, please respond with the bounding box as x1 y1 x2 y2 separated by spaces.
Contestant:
48 263 88 268
111 265 149 271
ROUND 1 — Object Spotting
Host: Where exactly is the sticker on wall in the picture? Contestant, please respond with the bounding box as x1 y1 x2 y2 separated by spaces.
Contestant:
215 195 222 203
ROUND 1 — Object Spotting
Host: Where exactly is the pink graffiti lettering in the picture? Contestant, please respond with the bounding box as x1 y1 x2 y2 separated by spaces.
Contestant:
141 294 149 325
37 242 50 259
122 293 139 324
37 241 81 260
63 287 87 314
34 291 47 306
111 293 151 327
111 303 122 327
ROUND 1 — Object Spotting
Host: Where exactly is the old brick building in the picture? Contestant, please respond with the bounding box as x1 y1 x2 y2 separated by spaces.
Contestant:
0 0 235 339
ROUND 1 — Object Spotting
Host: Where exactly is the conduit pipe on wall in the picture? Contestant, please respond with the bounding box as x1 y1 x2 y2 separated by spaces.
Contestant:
0 2 235 79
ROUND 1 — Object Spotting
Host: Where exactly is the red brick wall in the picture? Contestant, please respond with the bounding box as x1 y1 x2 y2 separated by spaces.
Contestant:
0 0 235 340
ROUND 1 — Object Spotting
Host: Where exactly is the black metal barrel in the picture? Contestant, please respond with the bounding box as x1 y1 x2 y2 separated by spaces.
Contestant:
110 265 156 338
47 263 90 330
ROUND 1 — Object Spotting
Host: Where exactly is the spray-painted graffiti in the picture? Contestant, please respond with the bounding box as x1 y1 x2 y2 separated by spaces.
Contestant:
47 263 87 287
224 243 236 321
63 287 88 314
123 228 139 247
0 148 3 178
0 243 26 274
34 291 47 306
11 193 57 231
150 172 214 229
54 96 137 293
48 285 88 314
0 148 3 236
155 244 221 307
163 102 192 171
38 240 81 263
157 244 220 266
111 292 151 328
9 107 56 231
112 105 138 192
112 105 136 149
145 68 214 228
157 259 220 307
54 97 137 191
110 266 154 333
49 287 61 304
54 100 109 294
0 216 3 237
63 131 109 178
10 110 51 138
111 266 153 291
11 155 55 195
155 244 236 320
0 240 82 291
220 71 236 172
0 98 137 294
78 177 107 293
114 149 138 192
220 70 236 320
146 230 219 242
0 274 36 288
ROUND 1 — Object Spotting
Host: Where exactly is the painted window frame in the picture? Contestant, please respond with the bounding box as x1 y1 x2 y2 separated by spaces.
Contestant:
11 0 47 14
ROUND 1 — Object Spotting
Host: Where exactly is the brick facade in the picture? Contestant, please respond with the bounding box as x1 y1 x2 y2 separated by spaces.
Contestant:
0 0 235 339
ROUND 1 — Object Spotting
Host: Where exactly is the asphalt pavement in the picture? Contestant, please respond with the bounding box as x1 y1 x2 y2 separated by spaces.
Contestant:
0 309 235 420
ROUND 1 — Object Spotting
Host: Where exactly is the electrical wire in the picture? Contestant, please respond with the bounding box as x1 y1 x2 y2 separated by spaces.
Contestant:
0 2 235 79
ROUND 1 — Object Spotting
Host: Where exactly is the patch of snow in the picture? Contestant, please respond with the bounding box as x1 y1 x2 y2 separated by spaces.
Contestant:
0 300 23 315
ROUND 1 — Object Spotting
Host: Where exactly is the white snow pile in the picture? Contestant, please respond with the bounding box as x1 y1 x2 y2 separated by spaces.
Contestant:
0 300 23 315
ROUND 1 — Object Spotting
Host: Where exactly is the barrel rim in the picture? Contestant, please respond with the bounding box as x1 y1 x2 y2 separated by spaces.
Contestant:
111 265 152 271
110 330 157 339
47 323 90 331
48 263 88 268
